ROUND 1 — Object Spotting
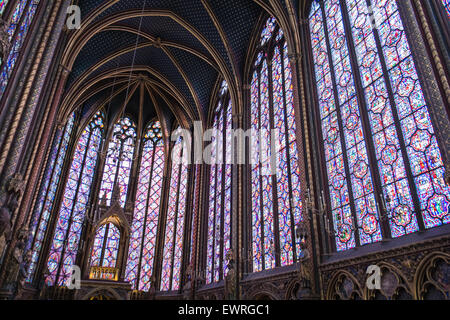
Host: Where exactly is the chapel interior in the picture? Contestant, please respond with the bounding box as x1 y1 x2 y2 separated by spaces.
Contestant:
0 0 448 301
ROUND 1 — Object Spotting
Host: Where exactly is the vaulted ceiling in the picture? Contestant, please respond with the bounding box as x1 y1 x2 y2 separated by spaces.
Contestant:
60 0 289 131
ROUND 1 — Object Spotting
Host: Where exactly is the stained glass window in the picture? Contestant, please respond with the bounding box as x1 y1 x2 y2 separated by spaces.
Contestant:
0 0 41 96
46 111 104 286
309 0 449 251
250 17 303 272
26 112 75 283
90 223 120 268
206 80 233 284
99 117 137 207
125 121 164 292
0 0 9 15
161 134 189 291
442 0 450 18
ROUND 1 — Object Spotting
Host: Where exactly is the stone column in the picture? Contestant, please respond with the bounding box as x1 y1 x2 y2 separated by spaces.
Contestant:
0 0 70 293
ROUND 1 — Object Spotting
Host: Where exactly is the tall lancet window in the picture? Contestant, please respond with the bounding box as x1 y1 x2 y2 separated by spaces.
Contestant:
99 117 137 207
161 134 188 291
125 121 165 292
309 0 449 252
46 111 104 286
0 0 41 95
250 17 303 273
90 223 120 268
27 112 75 283
206 80 233 284
189 164 200 269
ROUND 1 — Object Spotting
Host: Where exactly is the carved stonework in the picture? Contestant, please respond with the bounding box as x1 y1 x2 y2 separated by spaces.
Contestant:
99 195 107 207
237 264 305 300
241 276 288 300
124 200 134 219
320 236 450 300
181 264 195 300
7 173 25 196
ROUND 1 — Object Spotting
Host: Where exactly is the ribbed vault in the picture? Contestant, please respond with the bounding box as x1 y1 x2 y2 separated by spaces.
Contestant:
60 0 275 128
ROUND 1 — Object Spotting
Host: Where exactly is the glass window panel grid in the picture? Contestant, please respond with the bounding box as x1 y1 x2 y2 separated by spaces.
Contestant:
442 0 450 18
89 223 121 269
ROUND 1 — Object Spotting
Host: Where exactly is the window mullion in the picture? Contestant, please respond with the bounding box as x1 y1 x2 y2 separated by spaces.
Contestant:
267 50 282 268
